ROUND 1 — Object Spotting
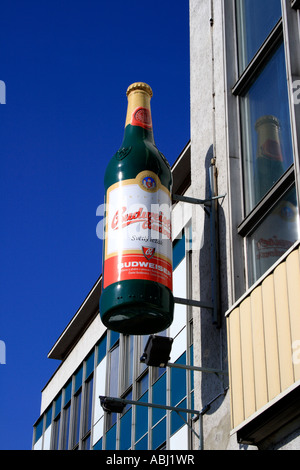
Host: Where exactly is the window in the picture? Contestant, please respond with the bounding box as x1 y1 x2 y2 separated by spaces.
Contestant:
97 333 107 365
61 380 72 449
247 184 298 285
82 375 93 446
240 42 294 214
122 335 134 392
236 0 282 73
72 390 82 449
52 393 62 449
135 390 149 445
232 0 300 286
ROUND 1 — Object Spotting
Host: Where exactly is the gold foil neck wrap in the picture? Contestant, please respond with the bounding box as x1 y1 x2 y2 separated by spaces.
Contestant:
126 82 153 98
125 83 153 128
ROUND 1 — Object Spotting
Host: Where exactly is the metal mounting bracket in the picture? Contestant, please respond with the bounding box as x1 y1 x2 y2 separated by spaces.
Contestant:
172 162 226 327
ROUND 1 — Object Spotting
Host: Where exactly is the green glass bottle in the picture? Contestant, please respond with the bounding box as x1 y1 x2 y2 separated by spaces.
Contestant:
100 82 174 335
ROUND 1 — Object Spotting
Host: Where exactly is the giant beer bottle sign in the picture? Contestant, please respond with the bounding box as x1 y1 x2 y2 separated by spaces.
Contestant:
100 82 174 335
104 170 172 290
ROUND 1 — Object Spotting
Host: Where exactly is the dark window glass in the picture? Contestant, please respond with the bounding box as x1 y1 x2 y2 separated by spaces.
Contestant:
240 43 293 214
247 185 299 284
54 392 62 418
105 423 117 450
93 437 103 450
97 333 107 365
170 353 187 407
85 351 94 379
83 376 94 436
135 433 148 450
74 366 83 393
45 405 52 430
61 403 71 449
152 373 166 425
119 408 132 450
173 233 186 270
72 390 82 447
236 0 282 73
135 391 148 441
34 417 43 443
53 414 61 449
152 417 166 450
64 380 72 406
171 398 187 436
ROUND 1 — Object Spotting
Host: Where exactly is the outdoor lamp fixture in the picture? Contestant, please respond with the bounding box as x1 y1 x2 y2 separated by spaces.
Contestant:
140 335 173 367
100 396 126 414
140 334 228 376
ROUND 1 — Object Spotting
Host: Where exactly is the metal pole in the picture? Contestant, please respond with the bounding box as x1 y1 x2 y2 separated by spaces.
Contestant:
167 361 228 376
100 395 201 417
174 296 213 310
209 161 221 327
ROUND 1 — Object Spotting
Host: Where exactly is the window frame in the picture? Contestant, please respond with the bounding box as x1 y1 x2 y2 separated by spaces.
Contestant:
225 0 300 293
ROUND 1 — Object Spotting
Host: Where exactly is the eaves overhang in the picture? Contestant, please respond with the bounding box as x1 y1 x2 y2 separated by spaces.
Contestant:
47 276 102 360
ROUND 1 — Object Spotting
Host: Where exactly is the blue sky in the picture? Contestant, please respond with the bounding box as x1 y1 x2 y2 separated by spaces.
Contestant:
0 0 190 450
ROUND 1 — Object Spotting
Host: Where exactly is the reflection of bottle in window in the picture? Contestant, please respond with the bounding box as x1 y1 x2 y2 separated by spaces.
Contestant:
250 115 299 281
254 115 284 203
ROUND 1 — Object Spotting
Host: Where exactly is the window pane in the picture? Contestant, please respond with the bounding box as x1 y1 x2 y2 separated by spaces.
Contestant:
137 372 148 399
85 351 94 379
123 335 134 390
135 433 148 450
97 333 107 365
64 380 72 406
170 353 187 407
236 0 282 73
136 391 148 441
34 417 44 443
54 393 62 418
45 405 52 430
109 330 119 349
171 398 187 436
74 365 83 393
61 403 71 449
53 415 61 450
152 373 166 425
82 434 91 450
83 376 94 436
241 43 294 214
119 408 132 450
93 437 103 450
72 391 82 447
173 233 186 270
109 343 119 397
247 185 299 285
105 423 117 450
152 416 166 450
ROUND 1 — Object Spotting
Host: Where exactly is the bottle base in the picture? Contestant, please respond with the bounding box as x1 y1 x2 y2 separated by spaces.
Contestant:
100 280 174 335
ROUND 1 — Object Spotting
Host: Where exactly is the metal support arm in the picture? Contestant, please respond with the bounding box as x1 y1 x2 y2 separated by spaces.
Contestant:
172 162 225 327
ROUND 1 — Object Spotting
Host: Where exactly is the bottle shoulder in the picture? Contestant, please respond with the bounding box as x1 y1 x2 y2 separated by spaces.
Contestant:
104 139 172 190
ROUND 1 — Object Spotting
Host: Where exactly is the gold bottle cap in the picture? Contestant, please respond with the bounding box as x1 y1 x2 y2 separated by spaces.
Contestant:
126 82 153 97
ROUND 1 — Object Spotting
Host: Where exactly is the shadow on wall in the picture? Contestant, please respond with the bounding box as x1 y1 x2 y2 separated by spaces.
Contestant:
198 144 229 410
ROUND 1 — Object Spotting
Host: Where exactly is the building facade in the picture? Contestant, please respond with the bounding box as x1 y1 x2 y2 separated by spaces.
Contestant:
33 0 300 450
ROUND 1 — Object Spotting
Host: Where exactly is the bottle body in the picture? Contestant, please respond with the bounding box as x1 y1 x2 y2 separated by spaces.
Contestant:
100 83 174 335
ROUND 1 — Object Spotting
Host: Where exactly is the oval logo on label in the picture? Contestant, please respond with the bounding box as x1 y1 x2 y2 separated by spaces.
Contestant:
142 176 156 190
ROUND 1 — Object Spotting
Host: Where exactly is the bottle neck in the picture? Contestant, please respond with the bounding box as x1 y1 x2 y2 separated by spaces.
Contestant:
122 89 155 144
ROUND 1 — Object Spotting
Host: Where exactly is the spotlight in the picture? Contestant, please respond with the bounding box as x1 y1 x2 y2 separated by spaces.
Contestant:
140 335 173 367
100 396 126 413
